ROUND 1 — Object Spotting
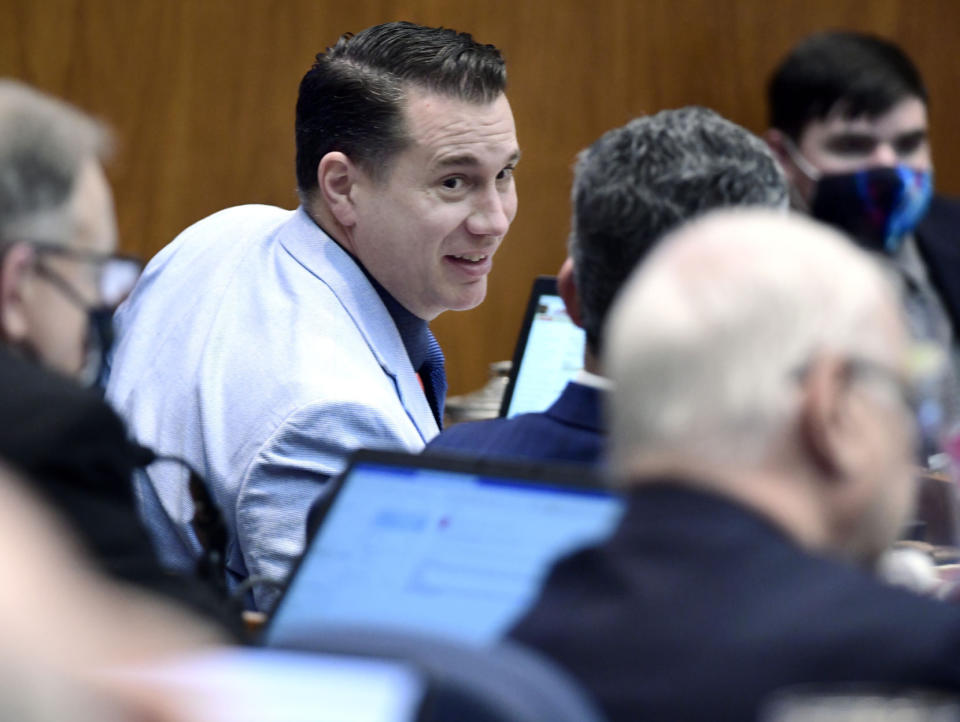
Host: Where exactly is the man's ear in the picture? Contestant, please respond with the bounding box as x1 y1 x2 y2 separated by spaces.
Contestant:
557 257 584 329
764 128 793 169
798 355 856 482
316 151 360 228
0 243 34 343
765 128 814 210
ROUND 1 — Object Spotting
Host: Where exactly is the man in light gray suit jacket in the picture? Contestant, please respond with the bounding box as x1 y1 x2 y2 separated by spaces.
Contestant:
106 21 520 610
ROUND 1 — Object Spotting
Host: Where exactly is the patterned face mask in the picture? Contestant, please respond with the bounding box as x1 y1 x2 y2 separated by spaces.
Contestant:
782 138 934 254
809 165 934 255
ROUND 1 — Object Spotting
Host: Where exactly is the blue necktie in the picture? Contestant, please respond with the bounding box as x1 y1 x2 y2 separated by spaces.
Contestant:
418 330 447 428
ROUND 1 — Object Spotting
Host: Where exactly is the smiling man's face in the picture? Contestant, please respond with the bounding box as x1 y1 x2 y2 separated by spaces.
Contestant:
346 88 520 321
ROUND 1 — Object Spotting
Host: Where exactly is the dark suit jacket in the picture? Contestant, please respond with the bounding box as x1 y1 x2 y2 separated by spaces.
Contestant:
425 381 604 465
0 347 237 633
916 194 960 335
511 483 960 722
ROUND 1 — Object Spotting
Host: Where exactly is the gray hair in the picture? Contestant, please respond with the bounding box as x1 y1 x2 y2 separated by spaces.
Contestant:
570 106 788 352
604 208 902 479
0 80 110 251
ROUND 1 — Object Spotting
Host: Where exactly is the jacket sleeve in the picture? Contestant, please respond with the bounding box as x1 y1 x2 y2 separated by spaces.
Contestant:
235 399 424 611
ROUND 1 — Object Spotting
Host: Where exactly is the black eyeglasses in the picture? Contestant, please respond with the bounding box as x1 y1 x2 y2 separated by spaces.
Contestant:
28 241 143 309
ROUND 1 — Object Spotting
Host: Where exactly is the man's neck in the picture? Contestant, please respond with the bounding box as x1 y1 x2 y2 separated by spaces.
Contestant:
582 347 602 375
303 199 350 250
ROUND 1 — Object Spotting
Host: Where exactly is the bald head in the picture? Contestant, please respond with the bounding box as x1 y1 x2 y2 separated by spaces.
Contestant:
604 209 920 561
605 209 904 477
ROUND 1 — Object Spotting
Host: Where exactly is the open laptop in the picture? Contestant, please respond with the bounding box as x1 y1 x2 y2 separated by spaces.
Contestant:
264 450 624 647
499 276 587 418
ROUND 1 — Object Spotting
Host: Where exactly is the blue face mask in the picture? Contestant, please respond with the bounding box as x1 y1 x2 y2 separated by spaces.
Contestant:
809 165 934 254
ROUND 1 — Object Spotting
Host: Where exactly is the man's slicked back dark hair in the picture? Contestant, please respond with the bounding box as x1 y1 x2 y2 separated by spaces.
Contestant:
768 31 927 140
295 21 507 199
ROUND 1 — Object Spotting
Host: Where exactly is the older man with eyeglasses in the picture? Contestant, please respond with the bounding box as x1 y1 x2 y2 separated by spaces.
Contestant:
0 80 235 632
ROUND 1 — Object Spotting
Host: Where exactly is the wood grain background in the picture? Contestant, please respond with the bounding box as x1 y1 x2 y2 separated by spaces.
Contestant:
3 0 958 394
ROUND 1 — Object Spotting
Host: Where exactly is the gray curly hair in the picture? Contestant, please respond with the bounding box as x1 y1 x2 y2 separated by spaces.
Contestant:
570 106 788 352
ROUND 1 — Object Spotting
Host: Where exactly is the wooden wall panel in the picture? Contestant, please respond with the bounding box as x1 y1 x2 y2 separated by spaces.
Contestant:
2 0 959 394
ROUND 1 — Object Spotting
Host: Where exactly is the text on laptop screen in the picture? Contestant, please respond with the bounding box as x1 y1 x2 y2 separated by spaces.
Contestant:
267 461 623 646
506 294 586 417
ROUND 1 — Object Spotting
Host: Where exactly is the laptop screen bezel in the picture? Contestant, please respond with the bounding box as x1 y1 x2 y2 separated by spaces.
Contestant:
497 275 564 418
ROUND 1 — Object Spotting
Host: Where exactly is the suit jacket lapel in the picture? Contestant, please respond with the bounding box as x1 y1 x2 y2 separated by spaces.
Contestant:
278 208 439 441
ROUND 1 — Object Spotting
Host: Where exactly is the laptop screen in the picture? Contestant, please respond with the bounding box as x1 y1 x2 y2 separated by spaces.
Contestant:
265 452 624 647
499 277 586 418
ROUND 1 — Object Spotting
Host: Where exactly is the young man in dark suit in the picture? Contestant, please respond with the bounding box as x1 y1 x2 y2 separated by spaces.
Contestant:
511 209 960 721
426 107 787 465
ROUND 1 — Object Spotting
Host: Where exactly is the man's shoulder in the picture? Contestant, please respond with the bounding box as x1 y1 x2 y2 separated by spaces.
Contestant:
152 204 298 274
928 193 960 217
517 487 960 640
512 509 960 720
111 204 366 377
918 194 960 244
426 405 602 464
724 548 960 688
121 204 297 302
173 205 382 334
515 557 960 722
427 414 533 451
183 203 295 235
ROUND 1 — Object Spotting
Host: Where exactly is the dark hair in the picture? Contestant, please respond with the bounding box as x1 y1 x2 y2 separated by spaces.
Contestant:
295 21 506 199
572 107 787 352
768 31 928 140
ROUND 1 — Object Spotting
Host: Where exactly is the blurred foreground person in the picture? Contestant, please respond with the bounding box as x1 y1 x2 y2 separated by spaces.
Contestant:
0 80 232 627
511 210 960 721
0 463 222 721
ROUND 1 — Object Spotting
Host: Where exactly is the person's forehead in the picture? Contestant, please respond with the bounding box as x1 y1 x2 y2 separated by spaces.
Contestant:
809 96 928 140
398 88 518 168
